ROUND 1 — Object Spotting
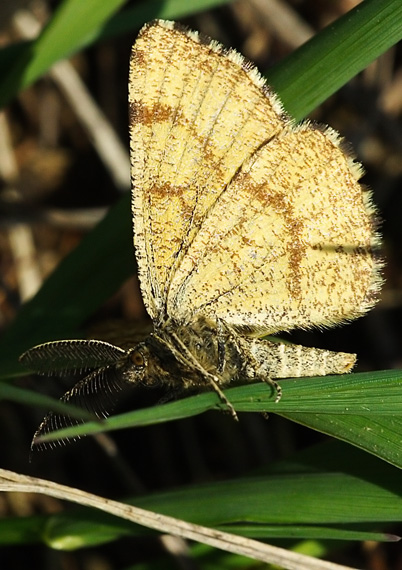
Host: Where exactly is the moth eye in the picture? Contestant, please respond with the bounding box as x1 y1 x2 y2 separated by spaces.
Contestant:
130 350 145 368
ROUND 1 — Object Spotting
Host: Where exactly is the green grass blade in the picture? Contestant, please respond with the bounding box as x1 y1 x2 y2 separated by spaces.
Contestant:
0 509 392 550
0 0 127 107
34 370 402 468
0 0 233 109
0 194 132 378
87 0 234 47
0 383 96 421
0 441 400 548
268 0 402 119
280 412 402 471
130 474 401 528
22 0 128 84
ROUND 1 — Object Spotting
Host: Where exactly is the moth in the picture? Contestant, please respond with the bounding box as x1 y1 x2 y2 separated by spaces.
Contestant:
20 20 382 449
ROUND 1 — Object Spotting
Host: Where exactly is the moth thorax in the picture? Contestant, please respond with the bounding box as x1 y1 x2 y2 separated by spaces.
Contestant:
172 317 244 382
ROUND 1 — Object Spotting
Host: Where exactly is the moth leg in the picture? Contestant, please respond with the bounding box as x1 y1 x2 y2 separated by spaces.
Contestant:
245 352 283 403
216 319 226 374
169 329 239 419
204 373 239 421
218 321 283 403
262 376 282 403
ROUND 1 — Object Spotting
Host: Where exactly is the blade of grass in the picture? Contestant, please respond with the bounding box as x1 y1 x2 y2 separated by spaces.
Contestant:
279 412 402 471
0 0 128 107
128 474 402 528
0 0 233 108
0 511 393 549
87 0 234 48
0 194 132 378
0 383 96 421
268 0 402 119
33 370 402 468
1 441 400 548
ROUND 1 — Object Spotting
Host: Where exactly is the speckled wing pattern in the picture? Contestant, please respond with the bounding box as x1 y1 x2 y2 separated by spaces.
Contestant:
129 20 381 336
19 20 383 449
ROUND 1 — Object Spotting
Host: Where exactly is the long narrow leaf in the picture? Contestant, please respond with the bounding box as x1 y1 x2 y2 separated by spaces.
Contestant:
0 0 127 107
269 0 402 119
34 370 402 468
0 441 400 548
0 0 233 109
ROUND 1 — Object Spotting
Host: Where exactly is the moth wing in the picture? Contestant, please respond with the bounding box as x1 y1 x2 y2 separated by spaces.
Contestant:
167 125 381 334
130 20 381 336
129 20 286 321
